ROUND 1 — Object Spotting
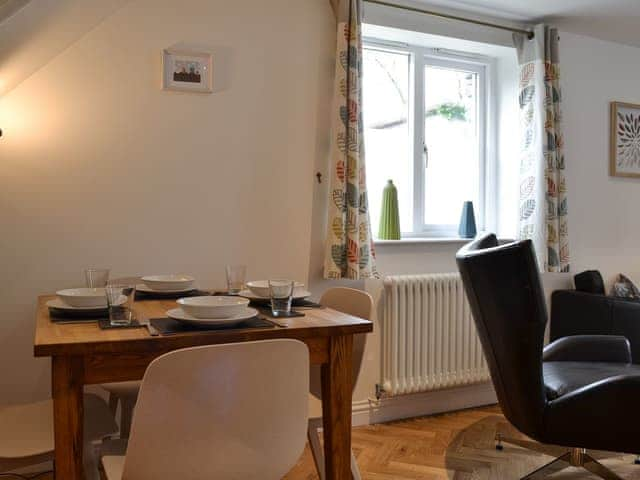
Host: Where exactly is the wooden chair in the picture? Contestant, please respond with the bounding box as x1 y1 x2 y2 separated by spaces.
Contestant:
308 287 373 480
100 339 309 480
0 394 117 479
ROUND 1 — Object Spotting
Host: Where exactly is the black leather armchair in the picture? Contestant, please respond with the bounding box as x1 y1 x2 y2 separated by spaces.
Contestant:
456 234 640 480
551 289 640 363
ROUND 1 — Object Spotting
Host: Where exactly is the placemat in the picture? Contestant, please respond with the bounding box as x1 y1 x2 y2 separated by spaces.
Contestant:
247 298 322 309
98 318 144 330
149 316 276 335
256 306 305 318
292 299 324 308
135 289 210 301
49 307 107 322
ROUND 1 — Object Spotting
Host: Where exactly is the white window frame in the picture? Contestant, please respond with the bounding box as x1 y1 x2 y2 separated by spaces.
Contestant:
363 38 495 238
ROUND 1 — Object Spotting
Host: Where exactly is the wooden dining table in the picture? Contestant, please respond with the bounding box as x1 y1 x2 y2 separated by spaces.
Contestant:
33 294 373 480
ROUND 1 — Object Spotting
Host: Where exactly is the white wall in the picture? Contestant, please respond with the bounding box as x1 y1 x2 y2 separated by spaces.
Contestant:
0 0 636 420
0 0 335 404
495 53 520 237
560 31 640 285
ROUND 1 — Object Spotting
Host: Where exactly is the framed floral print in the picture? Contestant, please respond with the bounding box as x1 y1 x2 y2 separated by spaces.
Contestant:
611 101 640 178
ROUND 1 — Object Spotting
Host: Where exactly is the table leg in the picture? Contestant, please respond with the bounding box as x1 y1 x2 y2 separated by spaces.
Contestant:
52 356 85 480
321 334 353 480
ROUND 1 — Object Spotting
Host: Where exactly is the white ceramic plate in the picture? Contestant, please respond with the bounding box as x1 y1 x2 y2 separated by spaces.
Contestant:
177 296 249 319
46 298 107 311
238 288 311 301
245 280 305 298
166 307 258 327
56 288 107 307
141 275 195 291
47 296 127 311
136 284 196 294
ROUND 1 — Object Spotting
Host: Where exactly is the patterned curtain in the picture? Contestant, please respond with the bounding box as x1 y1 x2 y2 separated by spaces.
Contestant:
513 25 569 273
323 0 378 280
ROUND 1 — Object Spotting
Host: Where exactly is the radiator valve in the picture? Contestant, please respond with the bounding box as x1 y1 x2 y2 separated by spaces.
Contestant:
375 383 386 401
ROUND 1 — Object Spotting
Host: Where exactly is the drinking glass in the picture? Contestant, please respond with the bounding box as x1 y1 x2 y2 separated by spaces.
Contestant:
269 279 294 317
85 268 110 289
226 265 246 295
106 284 136 326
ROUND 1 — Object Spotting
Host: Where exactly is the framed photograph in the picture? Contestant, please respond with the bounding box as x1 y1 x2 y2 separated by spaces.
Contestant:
611 101 640 178
162 49 212 93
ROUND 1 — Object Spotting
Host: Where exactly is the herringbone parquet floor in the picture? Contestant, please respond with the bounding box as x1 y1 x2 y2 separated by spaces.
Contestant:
285 405 640 479
38 405 640 479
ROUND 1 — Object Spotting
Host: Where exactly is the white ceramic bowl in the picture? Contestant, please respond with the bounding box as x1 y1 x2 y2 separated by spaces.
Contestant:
246 280 304 298
141 275 195 291
56 288 107 308
177 296 250 319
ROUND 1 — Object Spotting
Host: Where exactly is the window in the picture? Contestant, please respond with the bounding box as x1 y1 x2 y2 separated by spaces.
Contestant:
363 40 490 238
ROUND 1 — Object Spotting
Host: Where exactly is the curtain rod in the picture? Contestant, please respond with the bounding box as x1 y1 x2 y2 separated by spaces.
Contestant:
364 0 535 39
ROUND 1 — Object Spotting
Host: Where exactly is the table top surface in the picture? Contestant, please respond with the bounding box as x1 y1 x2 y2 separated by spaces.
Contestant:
34 295 373 357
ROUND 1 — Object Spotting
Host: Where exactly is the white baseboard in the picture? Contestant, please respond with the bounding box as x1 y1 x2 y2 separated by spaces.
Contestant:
351 382 497 427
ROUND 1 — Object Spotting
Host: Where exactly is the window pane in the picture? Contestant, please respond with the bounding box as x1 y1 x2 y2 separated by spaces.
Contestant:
363 47 412 234
423 65 480 227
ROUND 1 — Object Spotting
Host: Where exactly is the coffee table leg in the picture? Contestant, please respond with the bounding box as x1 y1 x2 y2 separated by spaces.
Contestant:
321 335 353 480
52 356 85 480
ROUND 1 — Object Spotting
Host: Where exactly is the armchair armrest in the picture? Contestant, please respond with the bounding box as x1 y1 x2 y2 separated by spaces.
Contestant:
543 335 632 364
542 372 640 454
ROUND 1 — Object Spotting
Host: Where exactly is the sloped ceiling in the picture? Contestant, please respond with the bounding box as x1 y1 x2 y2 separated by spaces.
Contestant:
4 0 640 98
0 0 31 23
0 0 130 96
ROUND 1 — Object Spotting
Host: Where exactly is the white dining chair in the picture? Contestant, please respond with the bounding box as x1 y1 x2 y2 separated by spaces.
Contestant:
100 339 309 480
0 393 117 480
100 381 139 439
308 287 373 480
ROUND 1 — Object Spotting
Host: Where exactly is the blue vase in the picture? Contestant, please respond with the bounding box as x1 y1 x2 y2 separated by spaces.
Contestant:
458 201 477 238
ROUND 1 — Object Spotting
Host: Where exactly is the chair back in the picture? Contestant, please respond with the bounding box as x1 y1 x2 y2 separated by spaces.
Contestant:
456 234 547 439
121 340 309 480
310 288 373 399
320 287 374 321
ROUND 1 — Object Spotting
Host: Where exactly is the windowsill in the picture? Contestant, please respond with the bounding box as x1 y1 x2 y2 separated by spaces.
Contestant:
374 237 471 245
374 235 514 246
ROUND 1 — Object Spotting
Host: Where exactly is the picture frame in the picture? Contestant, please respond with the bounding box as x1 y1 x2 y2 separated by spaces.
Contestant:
610 101 640 178
162 49 213 93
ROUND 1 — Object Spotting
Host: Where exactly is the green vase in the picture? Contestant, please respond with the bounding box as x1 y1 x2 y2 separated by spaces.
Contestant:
378 180 400 240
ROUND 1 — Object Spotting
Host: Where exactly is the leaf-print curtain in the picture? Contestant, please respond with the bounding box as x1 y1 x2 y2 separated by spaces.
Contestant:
324 0 378 280
513 24 569 273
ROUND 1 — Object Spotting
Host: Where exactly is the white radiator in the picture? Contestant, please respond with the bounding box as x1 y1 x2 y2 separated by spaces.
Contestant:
382 273 490 396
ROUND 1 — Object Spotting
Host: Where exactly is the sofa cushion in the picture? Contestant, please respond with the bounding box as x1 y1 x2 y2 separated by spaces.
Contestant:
544 361 640 400
574 270 605 295
611 273 640 300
